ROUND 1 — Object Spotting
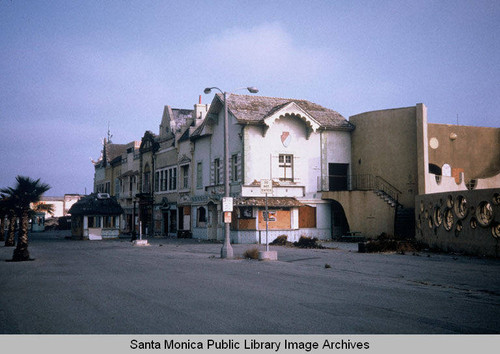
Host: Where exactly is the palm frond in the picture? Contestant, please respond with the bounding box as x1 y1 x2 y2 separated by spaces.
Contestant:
32 203 55 215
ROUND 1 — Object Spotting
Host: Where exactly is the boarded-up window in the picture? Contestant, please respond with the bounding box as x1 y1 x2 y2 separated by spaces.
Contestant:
299 206 317 228
237 218 256 230
258 209 291 230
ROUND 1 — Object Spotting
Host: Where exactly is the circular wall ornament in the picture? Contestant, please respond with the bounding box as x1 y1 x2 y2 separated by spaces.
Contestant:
476 201 493 227
433 206 443 227
454 195 468 219
455 220 463 237
446 195 454 208
492 222 500 239
429 137 439 149
443 208 453 231
493 193 500 206
470 217 478 229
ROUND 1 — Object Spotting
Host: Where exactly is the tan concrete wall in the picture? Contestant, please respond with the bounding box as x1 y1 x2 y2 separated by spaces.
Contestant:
416 189 500 257
323 190 395 238
427 124 500 181
349 106 419 208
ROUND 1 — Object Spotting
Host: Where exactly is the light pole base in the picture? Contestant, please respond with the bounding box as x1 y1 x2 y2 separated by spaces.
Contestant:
221 244 234 259
258 250 278 261
133 240 150 247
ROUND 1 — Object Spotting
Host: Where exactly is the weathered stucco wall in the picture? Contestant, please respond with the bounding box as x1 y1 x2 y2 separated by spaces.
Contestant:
427 124 500 181
192 137 211 196
322 190 395 238
416 189 500 257
349 106 419 208
243 114 321 195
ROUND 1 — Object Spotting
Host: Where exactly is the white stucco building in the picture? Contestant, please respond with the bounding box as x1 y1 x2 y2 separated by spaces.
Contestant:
189 93 354 243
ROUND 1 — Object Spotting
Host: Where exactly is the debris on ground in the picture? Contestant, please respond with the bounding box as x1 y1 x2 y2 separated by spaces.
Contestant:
270 235 325 249
270 235 293 247
243 247 260 259
294 236 325 249
360 233 425 254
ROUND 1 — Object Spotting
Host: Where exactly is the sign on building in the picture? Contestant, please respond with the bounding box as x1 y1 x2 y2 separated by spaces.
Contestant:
260 179 273 194
263 211 276 221
222 197 233 212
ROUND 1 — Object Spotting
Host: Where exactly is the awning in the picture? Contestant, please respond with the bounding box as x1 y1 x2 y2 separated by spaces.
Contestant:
233 197 304 208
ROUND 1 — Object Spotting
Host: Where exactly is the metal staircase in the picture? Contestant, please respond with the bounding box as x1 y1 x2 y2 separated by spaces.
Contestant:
349 174 402 208
374 189 399 207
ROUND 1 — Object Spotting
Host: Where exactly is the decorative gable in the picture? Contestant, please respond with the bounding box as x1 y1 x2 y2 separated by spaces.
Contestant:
262 102 321 139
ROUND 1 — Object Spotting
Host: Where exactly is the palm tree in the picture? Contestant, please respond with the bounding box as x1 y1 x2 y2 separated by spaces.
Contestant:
1 176 50 261
0 195 8 242
0 195 17 247
6 211 17 247
32 202 55 218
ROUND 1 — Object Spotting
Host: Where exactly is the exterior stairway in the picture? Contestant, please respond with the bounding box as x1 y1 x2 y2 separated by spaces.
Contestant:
374 190 399 207
374 189 415 238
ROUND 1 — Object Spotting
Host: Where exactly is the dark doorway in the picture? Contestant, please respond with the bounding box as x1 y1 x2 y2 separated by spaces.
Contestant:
169 209 177 233
328 163 349 191
126 214 133 233
178 207 184 230
139 204 152 235
163 212 169 235
331 200 349 239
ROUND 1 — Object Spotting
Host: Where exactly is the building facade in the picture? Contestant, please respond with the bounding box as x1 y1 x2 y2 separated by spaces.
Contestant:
91 95 499 255
189 94 353 243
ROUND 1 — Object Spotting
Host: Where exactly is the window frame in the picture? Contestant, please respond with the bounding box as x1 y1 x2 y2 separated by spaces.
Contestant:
196 162 203 189
278 154 294 181
214 158 221 185
155 166 178 193
231 154 239 182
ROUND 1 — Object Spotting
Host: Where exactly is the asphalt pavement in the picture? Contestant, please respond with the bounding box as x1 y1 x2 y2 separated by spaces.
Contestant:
0 230 499 334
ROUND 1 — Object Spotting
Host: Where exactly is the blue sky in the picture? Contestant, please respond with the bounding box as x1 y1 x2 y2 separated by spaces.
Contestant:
0 0 498 196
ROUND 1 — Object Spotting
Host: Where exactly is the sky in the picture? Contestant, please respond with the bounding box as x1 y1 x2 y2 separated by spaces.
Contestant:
0 0 498 196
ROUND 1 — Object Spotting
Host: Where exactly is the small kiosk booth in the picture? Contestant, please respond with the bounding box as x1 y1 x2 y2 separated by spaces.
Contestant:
31 212 46 232
69 193 123 240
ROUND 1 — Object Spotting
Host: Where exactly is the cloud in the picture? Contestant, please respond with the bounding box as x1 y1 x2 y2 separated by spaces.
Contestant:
187 22 336 84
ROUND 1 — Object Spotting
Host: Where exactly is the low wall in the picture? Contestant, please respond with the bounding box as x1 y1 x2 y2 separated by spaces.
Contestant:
101 228 120 239
415 189 500 257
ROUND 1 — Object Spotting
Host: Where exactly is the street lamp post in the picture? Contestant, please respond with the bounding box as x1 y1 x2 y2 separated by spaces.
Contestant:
131 199 137 241
203 86 259 259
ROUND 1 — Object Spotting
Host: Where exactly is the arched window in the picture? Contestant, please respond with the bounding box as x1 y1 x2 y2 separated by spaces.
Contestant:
197 207 207 225
143 164 151 193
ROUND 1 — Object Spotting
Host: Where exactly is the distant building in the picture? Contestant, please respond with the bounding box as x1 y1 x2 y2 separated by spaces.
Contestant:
68 193 123 240
32 194 83 219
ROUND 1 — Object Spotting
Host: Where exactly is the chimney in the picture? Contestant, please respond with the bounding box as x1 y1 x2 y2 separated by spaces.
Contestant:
194 96 209 120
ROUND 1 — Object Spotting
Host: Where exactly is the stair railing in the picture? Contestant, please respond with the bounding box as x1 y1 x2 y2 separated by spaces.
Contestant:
320 174 402 202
